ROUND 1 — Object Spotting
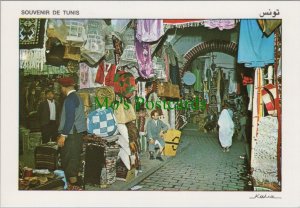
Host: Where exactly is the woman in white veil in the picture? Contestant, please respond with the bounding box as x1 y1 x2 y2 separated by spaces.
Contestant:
218 105 234 152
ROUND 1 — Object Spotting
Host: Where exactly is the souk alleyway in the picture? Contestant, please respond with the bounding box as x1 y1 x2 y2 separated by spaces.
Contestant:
135 124 253 191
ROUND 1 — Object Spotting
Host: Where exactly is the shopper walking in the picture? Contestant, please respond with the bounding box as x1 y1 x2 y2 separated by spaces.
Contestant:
218 105 235 152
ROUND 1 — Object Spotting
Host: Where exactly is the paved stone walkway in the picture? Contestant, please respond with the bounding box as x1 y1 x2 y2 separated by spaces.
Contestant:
137 128 252 191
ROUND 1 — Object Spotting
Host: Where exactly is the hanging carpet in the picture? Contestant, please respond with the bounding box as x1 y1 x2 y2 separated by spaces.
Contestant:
20 19 46 49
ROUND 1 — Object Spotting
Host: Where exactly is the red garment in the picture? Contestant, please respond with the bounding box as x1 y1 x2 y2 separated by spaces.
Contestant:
113 70 136 98
95 61 116 86
242 75 254 86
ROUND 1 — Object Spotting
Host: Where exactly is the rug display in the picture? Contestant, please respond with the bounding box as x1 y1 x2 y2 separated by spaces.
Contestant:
20 19 46 49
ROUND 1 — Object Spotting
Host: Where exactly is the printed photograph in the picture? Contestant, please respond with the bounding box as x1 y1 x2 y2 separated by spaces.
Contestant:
18 18 282 192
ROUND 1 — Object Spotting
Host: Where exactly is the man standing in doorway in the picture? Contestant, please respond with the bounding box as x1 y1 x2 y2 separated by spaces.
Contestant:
38 89 59 144
146 110 169 161
57 77 87 190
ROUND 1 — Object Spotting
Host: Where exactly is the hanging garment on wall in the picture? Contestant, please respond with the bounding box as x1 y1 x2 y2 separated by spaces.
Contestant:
64 19 86 47
238 20 275 68
165 44 177 67
86 65 102 88
111 19 131 34
206 67 212 89
202 19 236 31
152 56 166 80
20 19 46 49
95 61 117 87
46 19 68 44
20 48 46 72
262 83 278 116
81 20 107 65
135 37 155 79
169 57 180 85
257 19 282 36
228 71 237 94
79 63 90 89
136 20 164 42
192 60 203 92
162 47 170 82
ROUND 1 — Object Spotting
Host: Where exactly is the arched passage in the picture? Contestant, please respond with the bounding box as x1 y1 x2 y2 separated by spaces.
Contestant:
180 40 238 76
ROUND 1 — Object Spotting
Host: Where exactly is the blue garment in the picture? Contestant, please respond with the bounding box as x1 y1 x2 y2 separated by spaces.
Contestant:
237 20 274 68
58 92 87 135
87 108 117 137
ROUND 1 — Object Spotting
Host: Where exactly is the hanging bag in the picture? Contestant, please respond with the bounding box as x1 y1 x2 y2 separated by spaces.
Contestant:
113 102 136 124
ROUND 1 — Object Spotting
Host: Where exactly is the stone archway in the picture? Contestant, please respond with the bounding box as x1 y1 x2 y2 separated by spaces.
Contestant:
180 40 238 76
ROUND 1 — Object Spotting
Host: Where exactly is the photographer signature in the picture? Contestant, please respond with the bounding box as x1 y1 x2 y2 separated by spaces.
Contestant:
249 194 281 199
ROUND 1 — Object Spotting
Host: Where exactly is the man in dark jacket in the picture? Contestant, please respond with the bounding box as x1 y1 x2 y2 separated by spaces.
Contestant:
38 89 59 143
56 77 87 190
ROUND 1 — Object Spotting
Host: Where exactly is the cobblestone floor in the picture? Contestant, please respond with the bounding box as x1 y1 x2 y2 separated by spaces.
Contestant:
137 128 252 191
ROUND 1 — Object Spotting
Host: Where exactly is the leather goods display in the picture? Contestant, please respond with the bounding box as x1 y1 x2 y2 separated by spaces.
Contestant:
163 129 181 156
157 82 180 98
113 102 136 124
45 37 67 67
63 45 81 61
87 108 118 137
34 143 59 170
95 86 115 108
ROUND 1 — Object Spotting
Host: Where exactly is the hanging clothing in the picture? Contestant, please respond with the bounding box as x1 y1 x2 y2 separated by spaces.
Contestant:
95 61 116 86
206 67 212 89
218 109 234 148
237 19 274 68
79 63 90 89
135 36 155 79
202 20 236 30
169 58 180 85
88 66 102 88
136 20 164 42
162 47 170 82
228 71 237 94
192 60 203 92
